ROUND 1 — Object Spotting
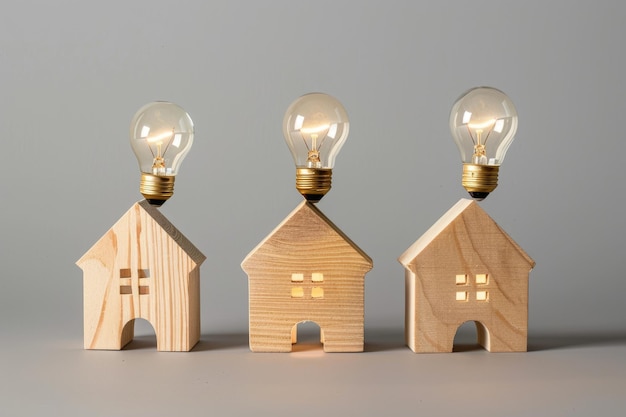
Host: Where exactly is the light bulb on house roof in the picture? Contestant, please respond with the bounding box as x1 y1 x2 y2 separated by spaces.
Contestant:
130 101 194 206
449 86 518 200
282 93 349 203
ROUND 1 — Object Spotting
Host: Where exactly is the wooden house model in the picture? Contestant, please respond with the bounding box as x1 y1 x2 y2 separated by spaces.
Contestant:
241 201 372 352
77 200 206 351
398 199 535 353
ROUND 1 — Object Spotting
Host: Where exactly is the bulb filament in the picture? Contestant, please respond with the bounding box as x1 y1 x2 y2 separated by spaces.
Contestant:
301 129 328 168
147 128 175 175
467 120 496 165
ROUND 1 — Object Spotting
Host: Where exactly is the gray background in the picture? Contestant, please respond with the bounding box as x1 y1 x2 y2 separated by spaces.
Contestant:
1 1 625 415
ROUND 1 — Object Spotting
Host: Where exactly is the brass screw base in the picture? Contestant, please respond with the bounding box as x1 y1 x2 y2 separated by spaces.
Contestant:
140 173 175 207
295 168 332 203
462 164 499 201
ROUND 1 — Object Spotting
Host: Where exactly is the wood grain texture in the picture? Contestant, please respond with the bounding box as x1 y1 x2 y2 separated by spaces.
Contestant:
77 201 206 352
242 201 372 352
399 199 535 353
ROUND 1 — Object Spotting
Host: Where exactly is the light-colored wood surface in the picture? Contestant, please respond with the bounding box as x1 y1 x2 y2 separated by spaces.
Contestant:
399 199 535 353
242 201 373 352
77 200 206 352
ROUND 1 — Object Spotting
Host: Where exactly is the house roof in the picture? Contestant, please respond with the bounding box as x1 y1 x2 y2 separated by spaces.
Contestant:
77 200 206 267
241 200 372 270
398 198 534 269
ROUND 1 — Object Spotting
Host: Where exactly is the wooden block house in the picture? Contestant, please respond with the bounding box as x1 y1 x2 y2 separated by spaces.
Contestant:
398 199 535 353
77 200 206 351
241 201 373 352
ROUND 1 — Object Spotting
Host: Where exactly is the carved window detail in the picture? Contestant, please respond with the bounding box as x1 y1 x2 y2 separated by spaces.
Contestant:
119 269 150 295
455 273 489 302
290 273 325 299
455 291 468 301
476 274 488 285
312 273 324 282
311 287 324 298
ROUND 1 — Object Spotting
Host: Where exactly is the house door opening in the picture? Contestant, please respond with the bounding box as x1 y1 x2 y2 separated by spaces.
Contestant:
291 321 324 352
122 318 157 350
453 320 490 352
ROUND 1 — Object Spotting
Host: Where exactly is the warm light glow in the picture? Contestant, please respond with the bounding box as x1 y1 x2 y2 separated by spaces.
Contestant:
300 124 330 135
311 287 324 298
312 273 324 282
283 93 349 169
467 119 497 130
449 87 518 167
145 129 174 144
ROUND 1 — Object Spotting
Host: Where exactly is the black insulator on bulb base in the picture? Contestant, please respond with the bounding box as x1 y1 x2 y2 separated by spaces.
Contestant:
468 191 490 201
146 198 167 207
303 194 325 204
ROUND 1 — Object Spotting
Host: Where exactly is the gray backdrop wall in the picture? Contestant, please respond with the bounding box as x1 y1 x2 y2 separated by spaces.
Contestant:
1 1 625 415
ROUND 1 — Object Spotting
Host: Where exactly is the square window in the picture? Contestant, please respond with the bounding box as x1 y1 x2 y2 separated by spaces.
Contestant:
312 273 324 282
311 287 324 298
476 274 488 285
120 269 132 278
120 285 132 295
455 274 467 285
139 286 150 295
291 287 304 298
291 273 304 282
456 291 468 301
476 291 488 301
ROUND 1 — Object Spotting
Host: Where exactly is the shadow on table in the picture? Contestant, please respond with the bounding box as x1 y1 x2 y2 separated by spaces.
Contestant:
528 331 626 351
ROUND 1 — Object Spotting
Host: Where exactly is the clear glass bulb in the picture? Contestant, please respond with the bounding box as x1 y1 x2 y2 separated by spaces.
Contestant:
282 93 349 202
130 101 194 206
449 87 518 199
283 93 349 170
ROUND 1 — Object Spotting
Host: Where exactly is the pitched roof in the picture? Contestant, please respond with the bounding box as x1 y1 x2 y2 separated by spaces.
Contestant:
398 198 534 268
77 200 206 267
241 200 372 270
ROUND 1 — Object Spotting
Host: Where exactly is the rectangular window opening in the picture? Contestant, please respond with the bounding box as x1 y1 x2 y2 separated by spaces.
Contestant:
311 273 324 282
139 286 150 295
291 287 304 298
476 291 488 301
455 274 467 285
120 269 132 278
120 285 132 295
311 287 324 298
138 269 150 278
291 273 304 282
455 291 468 301
475 274 488 285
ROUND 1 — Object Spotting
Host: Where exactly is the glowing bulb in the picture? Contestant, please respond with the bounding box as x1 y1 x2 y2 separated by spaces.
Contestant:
449 87 518 200
130 101 194 206
283 93 349 202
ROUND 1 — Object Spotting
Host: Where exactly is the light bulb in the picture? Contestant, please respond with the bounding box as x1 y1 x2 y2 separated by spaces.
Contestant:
130 101 194 206
283 93 349 202
449 86 518 200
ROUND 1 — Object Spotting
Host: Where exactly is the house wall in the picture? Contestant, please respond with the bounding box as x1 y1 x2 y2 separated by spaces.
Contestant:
79 203 201 351
247 265 367 352
408 206 532 352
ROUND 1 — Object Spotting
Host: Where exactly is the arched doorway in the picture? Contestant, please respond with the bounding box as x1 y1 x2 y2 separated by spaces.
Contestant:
291 321 324 352
120 318 158 350
452 320 491 352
